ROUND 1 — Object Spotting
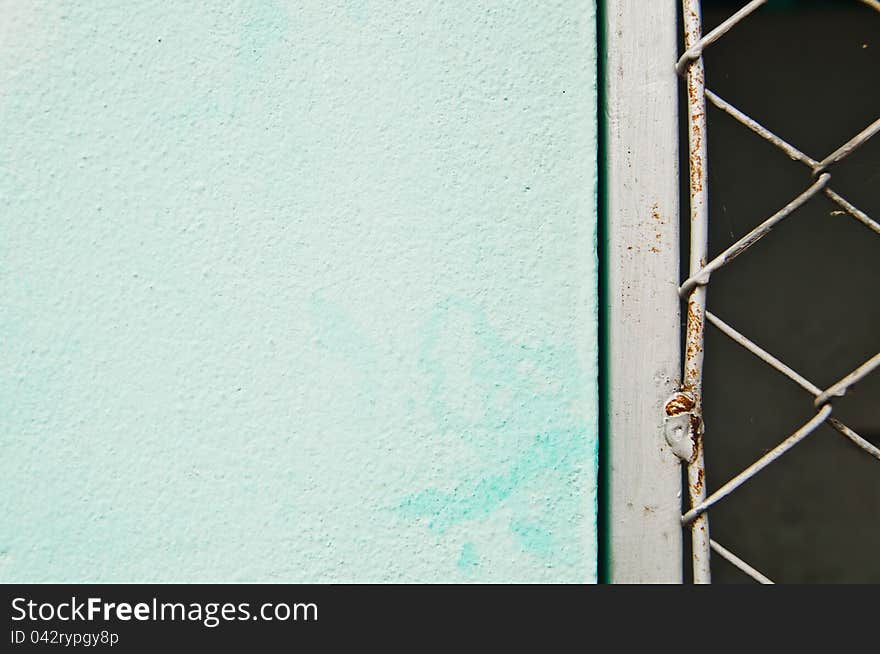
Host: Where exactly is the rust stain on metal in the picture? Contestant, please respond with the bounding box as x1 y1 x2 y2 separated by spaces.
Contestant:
650 203 664 224
687 412 704 465
665 390 703 464
683 16 705 197
650 203 664 251
684 300 705 387
688 110 704 193
690 413 703 446
665 392 696 416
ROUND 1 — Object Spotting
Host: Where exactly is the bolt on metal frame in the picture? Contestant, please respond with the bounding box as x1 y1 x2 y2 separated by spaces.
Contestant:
675 0 880 584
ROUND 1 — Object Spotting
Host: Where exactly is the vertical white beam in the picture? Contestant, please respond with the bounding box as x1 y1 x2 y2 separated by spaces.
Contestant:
603 0 683 583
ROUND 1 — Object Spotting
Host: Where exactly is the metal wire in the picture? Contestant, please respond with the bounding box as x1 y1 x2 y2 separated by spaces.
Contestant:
678 174 831 299
681 0 712 585
677 0 880 584
705 311 880 461
710 540 774 584
681 406 833 526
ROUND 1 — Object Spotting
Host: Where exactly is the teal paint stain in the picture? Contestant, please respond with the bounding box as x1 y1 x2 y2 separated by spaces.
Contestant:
397 428 589 533
418 297 586 448
457 542 480 572
237 0 289 61
230 0 290 117
396 296 594 570
510 521 555 559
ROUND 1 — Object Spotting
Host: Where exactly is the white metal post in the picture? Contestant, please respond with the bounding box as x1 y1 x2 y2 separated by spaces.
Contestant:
680 0 712 585
603 0 683 583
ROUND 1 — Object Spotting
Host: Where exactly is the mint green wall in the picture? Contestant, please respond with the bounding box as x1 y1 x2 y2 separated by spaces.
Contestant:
0 1 598 582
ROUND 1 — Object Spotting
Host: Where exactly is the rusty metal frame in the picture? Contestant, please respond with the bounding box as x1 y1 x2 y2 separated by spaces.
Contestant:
675 0 880 584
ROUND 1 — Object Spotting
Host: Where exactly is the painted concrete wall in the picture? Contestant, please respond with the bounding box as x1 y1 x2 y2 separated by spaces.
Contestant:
1 1 598 582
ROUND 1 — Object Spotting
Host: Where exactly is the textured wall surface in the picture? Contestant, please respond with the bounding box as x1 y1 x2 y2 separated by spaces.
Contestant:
0 1 598 582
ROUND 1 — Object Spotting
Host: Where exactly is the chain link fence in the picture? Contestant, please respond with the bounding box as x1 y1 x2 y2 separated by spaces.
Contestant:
672 0 880 583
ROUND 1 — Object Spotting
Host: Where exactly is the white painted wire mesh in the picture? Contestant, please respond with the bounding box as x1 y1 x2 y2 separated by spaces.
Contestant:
676 0 880 583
